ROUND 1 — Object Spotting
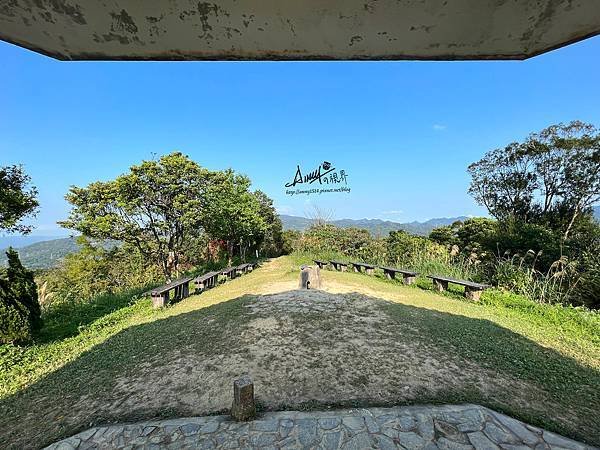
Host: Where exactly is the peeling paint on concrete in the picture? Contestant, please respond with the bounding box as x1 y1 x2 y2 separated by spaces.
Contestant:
0 0 599 60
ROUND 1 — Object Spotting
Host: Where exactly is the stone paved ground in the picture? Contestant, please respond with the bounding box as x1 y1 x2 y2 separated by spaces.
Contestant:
45 404 596 450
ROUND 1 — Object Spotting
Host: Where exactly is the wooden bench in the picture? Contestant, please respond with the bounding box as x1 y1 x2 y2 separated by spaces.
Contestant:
427 275 491 301
151 276 193 308
236 263 251 275
350 262 376 275
194 271 221 292
313 259 328 269
380 266 419 285
221 266 237 279
329 260 348 272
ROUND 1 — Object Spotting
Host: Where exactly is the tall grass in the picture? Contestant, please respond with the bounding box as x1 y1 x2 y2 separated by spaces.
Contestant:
493 251 578 305
392 247 482 281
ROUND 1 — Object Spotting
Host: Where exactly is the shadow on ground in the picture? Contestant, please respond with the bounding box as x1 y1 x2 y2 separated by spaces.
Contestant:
1 289 598 449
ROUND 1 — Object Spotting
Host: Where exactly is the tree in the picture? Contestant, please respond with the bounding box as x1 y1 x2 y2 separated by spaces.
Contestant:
527 121 600 240
253 190 284 257
429 218 497 254
202 171 267 263
0 248 41 343
0 164 39 234
60 152 210 279
467 143 537 224
468 121 600 241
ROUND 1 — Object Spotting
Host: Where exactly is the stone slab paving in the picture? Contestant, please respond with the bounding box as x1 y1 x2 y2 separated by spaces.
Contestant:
44 404 597 450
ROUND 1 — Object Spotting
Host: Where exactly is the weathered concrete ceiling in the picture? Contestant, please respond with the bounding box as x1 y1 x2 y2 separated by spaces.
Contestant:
1 1 599 61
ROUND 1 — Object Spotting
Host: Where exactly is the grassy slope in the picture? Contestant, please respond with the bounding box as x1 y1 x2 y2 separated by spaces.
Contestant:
1 255 599 447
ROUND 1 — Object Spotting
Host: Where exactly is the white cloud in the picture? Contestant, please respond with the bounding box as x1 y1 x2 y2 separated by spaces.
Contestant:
382 210 403 215
275 205 293 215
433 124 447 131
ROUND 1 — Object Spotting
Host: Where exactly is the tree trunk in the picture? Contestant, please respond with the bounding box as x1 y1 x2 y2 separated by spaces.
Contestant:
227 240 234 266
563 202 581 242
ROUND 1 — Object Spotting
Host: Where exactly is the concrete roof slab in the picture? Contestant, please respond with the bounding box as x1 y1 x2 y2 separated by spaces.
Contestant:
0 0 599 61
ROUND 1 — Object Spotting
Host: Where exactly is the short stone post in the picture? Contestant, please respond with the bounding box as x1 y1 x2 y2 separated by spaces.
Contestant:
299 265 321 289
385 271 395 280
231 375 256 421
365 267 374 275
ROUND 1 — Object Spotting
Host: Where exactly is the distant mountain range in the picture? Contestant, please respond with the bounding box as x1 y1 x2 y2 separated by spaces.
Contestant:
0 237 80 270
0 207 596 270
0 234 71 249
279 214 468 237
281 206 600 235
0 237 117 270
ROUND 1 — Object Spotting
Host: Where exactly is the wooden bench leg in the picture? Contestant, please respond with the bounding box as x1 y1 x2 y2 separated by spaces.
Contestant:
366 268 374 275
465 287 482 301
403 275 416 285
432 279 448 292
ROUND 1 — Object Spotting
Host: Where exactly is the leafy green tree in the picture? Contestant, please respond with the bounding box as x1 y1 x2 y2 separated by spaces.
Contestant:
468 121 600 241
428 222 459 247
430 218 497 255
0 164 39 234
202 171 267 263
467 143 537 224
0 248 41 343
526 121 600 240
281 229 301 254
60 152 210 278
253 190 284 257
300 224 372 257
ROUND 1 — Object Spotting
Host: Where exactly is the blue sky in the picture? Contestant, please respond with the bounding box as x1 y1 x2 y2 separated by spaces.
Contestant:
1 36 599 236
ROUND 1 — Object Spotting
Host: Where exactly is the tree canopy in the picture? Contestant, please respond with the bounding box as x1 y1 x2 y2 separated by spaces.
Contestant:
468 121 600 240
60 152 281 278
0 248 41 343
0 165 39 234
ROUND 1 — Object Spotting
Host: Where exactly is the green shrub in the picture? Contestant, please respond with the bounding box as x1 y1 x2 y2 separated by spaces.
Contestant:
0 249 41 344
38 239 162 309
387 230 483 281
0 299 31 344
572 246 600 309
297 224 372 258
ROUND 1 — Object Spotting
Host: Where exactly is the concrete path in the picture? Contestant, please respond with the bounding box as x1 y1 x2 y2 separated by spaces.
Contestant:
44 404 596 450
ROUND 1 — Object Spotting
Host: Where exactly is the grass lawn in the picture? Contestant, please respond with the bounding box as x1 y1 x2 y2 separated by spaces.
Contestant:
1 256 599 449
